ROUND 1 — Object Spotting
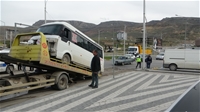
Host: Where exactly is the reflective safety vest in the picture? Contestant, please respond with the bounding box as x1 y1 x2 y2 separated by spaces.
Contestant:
136 57 141 62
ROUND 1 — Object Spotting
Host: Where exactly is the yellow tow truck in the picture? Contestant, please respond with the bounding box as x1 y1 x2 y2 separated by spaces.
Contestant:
0 32 98 100
137 44 152 55
127 44 152 55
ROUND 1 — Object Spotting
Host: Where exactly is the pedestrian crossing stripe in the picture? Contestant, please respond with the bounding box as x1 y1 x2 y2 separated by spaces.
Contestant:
1 71 199 112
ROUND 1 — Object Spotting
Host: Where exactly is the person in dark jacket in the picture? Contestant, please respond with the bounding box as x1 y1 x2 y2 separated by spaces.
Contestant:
88 49 101 89
18 64 22 71
145 55 152 69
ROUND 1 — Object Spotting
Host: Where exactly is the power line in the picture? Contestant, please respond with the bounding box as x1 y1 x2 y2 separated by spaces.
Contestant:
46 10 55 20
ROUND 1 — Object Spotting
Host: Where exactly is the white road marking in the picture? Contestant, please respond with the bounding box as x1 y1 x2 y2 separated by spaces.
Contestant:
160 75 170 83
5 72 135 112
87 81 195 109
96 74 151 103
144 78 197 90
100 89 185 112
51 73 146 112
135 75 160 91
163 76 196 83
141 101 174 112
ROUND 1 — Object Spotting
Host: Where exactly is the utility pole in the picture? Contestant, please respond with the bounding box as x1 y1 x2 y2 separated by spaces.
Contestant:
123 25 126 55
184 23 187 48
145 17 147 48
142 0 146 70
44 0 47 24
111 24 115 79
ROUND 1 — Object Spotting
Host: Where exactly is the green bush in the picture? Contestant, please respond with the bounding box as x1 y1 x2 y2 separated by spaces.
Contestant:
104 56 112 60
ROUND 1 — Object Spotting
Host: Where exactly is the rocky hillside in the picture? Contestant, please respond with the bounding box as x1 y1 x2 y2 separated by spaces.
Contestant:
32 20 96 32
0 17 199 46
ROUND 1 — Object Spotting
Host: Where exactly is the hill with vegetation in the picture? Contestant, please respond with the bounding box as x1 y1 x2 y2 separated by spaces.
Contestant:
0 17 199 47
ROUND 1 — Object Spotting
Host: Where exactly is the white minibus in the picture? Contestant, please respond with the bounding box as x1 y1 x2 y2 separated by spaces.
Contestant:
28 22 104 72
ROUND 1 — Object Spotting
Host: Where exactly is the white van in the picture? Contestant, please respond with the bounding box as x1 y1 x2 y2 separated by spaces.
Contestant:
163 48 200 71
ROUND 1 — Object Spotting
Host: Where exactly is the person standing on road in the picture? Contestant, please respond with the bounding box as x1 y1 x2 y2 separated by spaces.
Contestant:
18 64 22 71
88 49 101 89
145 55 152 69
29 67 34 71
136 55 141 69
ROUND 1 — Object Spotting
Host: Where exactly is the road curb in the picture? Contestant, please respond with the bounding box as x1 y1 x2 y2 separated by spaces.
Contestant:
146 69 200 75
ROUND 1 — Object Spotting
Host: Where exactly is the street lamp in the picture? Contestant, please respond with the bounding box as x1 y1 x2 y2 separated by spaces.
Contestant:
0 20 6 45
142 0 146 70
44 0 48 24
123 25 126 55
111 37 115 79
145 17 148 48
175 14 187 48
141 17 148 48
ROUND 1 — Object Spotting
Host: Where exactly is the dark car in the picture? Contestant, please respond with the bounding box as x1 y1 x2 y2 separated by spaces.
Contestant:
166 80 200 112
114 56 134 66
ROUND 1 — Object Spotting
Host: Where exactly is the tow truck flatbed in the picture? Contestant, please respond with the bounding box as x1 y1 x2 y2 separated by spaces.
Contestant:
0 32 100 101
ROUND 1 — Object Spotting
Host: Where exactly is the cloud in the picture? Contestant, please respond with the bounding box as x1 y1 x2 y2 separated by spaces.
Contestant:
1 0 199 27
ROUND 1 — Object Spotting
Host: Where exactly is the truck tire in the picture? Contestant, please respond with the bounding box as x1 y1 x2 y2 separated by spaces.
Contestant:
55 74 69 90
6 65 14 74
169 64 177 71
62 54 71 64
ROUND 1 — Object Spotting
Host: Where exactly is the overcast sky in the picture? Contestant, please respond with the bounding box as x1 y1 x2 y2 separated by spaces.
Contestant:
0 0 199 27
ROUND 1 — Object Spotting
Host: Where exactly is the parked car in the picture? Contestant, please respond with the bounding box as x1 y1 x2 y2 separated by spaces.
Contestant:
156 53 164 60
0 48 10 54
0 48 17 74
0 61 15 74
114 56 133 65
124 54 136 61
106 48 113 52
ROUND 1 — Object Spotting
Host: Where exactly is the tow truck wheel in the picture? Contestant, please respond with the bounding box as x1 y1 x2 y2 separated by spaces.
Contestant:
62 54 71 64
6 65 14 74
55 74 69 90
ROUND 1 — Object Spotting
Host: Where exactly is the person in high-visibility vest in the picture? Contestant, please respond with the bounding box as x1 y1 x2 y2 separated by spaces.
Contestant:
136 55 142 69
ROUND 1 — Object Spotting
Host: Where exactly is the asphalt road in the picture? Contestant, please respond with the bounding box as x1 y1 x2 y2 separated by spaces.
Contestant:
1 71 199 111
0 56 199 109
104 55 163 69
